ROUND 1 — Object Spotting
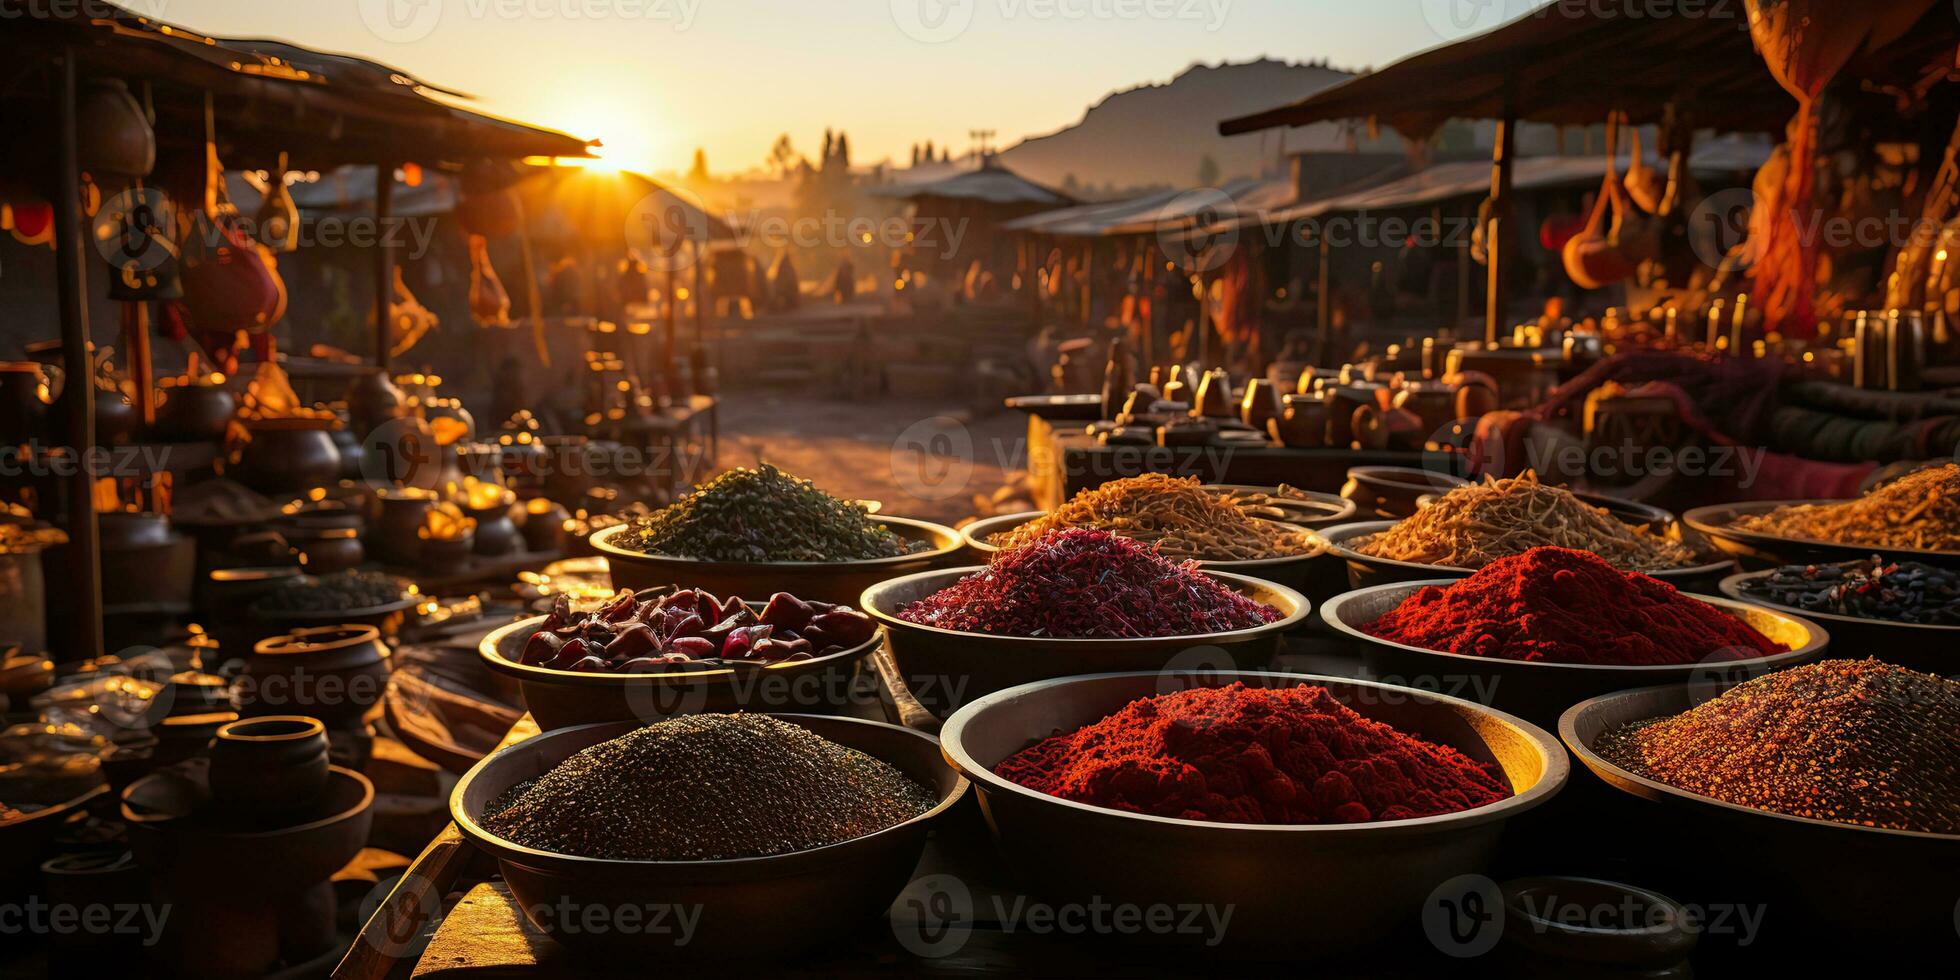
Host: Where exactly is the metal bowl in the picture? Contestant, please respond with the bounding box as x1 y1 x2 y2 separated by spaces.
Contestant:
1200 484 1360 528
1719 569 1958 675
450 714 967 959
1 784 108 887
862 567 1309 717
477 610 885 730
939 670 1568 955
959 511 1328 597
1318 520 1737 593
1683 500 1960 571
1417 489 1677 535
1320 581 1829 727
591 516 962 606
1561 684 1960 939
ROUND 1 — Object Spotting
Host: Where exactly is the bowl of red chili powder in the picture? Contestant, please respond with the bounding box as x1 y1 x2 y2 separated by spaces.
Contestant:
938 671 1567 955
861 530 1308 716
1320 547 1827 727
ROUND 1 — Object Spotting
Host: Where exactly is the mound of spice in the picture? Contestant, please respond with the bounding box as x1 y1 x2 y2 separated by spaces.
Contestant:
996 682 1512 823
1357 474 1699 570
991 474 1320 561
898 529 1281 638
1597 659 1960 834
1732 464 1960 553
520 588 880 672
613 463 927 562
481 714 936 860
254 570 412 613
1360 547 1784 665
1739 557 1960 625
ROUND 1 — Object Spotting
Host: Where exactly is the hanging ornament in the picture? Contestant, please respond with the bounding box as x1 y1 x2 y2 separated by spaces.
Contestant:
77 79 156 178
468 234 512 327
255 151 300 252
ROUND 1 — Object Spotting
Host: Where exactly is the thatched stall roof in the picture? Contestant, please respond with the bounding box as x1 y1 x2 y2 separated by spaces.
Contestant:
875 162 1073 208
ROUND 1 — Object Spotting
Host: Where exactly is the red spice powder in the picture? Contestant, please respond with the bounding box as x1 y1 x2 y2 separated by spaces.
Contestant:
994 682 1512 824
1360 547 1783 666
898 528 1281 638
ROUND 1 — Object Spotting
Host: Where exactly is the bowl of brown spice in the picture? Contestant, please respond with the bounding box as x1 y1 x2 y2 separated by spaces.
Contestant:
451 713 966 959
1683 464 1960 571
1561 660 1960 943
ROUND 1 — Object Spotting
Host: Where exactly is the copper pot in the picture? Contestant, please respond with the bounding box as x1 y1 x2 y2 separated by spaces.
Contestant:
233 421 341 495
153 381 235 443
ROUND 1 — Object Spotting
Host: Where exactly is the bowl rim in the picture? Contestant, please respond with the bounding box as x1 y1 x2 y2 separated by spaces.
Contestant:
959 510 1326 568
449 713 970 867
1415 489 1677 529
119 764 373 840
859 565 1311 643
1717 568 1960 633
1558 684 1960 844
1318 520 1736 581
1197 484 1360 525
1682 499 1960 563
590 514 964 571
1320 579 1830 672
939 669 1569 834
477 606 886 686
0 783 108 831
1344 465 1472 493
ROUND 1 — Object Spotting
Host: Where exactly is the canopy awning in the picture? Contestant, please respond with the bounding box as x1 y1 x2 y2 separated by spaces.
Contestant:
1218 0 1960 140
874 162 1073 208
0 5 590 170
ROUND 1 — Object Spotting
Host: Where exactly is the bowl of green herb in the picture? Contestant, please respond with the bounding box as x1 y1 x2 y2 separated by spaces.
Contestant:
592 464 961 605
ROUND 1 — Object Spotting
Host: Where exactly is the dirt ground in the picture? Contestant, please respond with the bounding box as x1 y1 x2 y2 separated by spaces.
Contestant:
710 392 1030 526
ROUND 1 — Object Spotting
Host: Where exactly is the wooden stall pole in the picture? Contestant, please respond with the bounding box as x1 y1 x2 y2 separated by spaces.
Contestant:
1484 84 1518 346
54 48 103 659
1141 245 1157 368
373 162 397 370
1314 232 1330 366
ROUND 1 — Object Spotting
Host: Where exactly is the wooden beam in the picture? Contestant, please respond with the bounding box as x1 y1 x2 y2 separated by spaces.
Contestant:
54 48 102 660
373 162 396 370
1485 86 1518 346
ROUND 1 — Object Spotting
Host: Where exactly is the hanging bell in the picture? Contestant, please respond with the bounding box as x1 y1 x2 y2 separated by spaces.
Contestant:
78 79 156 177
96 185 183 301
255 152 300 252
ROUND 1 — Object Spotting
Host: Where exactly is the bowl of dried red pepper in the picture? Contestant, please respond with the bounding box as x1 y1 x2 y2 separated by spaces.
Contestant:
862 530 1309 717
1319 548 1828 728
937 670 1567 955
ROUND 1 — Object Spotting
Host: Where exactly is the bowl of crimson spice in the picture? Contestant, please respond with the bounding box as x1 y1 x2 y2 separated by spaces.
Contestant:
1320 548 1828 728
863 530 1309 716
478 589 887 729
937 671 1567 955
1561 661 1960 941
451 713 967 959
1719 560 1958 674
1319 520 1737 594
591 464 963 606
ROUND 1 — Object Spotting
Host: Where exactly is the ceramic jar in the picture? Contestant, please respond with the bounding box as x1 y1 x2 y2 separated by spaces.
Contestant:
232 421 341 495
208 716 330 818
152 380 235 443
245 626 390 727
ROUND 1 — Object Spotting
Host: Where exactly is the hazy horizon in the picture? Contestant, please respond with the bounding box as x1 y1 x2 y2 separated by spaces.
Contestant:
134 0 1551 175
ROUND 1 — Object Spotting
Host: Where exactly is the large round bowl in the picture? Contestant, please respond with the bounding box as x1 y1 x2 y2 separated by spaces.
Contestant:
1318 520 1736 593
591 516 962 605
862 567 1309 717
1719 568 1957 675
1561 685 1960 943
940 671 1568 955
478 611 885 730
960 510 1327 596
1200 484 1359 528
1418 489 1677 535
1684 500 1960 571
451 714 967 959
1321 581 1829 727
1 784 109 889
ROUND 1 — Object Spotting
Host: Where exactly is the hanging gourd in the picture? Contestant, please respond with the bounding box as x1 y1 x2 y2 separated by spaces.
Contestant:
468 234 512 327
1743 0 1935 334
255 151 300 252
76 79 155 177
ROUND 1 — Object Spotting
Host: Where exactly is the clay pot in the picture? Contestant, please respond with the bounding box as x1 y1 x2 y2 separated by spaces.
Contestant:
419 534 474 572
232 421 341 495
96 512 195 609
285 526 364 575
0 361 55 444
153 711 236 768
1239 378 1281 432
343 368 406 433
94 386 140 445
1269 393 1330 448
1393 380 1459 436
468 504 520 557
371 488 436 566
245 626 390 727
208 716 330 819
1192 368 1235 419
153 381 235 443
519 500 571 552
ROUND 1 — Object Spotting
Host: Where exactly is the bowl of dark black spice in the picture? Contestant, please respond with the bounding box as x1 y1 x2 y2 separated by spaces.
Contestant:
1721 558 1958 673
451 713 964 959
1561 660 1960 942
592 464 960 605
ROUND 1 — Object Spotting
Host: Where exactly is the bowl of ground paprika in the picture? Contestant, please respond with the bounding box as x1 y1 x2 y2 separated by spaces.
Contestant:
938 671 1567 956
1320 547 1827 727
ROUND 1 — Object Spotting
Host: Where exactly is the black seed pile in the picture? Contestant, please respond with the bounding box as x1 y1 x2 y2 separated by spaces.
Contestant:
255 570 410 612
1739 558 1960 625
1597 659 1960 834
480 714 937 860
612 463 928 563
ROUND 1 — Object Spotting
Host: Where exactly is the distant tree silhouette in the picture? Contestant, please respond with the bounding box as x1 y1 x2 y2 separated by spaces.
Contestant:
1197 154 1220 187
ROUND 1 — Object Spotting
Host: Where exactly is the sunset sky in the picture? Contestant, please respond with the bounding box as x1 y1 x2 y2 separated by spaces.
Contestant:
147 0 1541 174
